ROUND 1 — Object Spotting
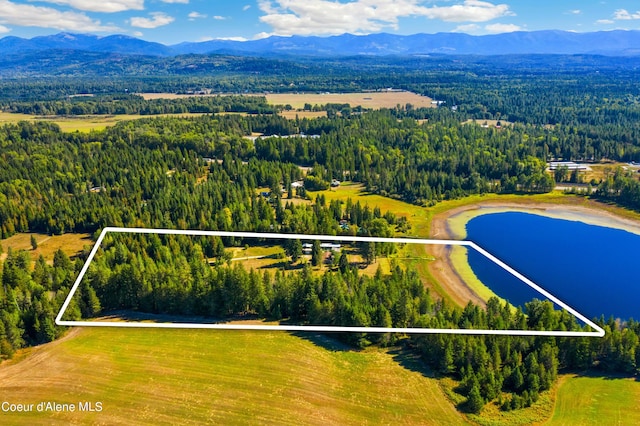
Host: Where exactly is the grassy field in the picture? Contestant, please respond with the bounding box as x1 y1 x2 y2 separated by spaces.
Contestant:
217 242 391 278
0 327 467 425
548 373 640 425
0 232 92 264
310 182 431 236
463 119 513 128
0 112 211 133
279 110 327 119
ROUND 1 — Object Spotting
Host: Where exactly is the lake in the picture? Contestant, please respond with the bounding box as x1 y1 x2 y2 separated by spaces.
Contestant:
465 211 640 321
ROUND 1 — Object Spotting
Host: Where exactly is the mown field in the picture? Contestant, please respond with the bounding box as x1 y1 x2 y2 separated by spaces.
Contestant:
0 112 210 132
548 373 640 425
138 91 434 110
0 327 467 425
265 91 434 110
0 232 91 264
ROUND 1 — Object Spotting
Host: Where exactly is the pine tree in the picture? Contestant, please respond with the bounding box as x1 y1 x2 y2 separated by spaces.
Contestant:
311 240 322 267
466 382 484 414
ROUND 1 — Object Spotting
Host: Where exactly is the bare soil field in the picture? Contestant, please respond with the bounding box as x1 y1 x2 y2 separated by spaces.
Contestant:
266 91 434 110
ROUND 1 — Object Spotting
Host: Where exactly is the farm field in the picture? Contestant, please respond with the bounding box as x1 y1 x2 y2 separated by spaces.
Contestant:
0 327 467 425
265 91 435 110
0 112 211 132
137 91 434 110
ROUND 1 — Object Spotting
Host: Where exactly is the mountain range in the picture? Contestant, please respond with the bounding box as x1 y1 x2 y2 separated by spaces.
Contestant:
2 30 640 58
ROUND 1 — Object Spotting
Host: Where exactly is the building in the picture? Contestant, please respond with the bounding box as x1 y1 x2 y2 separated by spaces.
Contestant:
302 242 341 254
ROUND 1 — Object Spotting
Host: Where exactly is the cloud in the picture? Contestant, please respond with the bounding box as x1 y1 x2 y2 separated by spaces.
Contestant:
568 9 581 15
613 9 640 20
212 15 226 20
215 36 248 41
0 0 119 31
132 30 143 37
485 22 521 33
197 36 247 42
257 0 514 37
421 0 513 22
130 12 175 29
0 24 9 33
453 23 480 33
161 0 189 3
454 22 521 34
35 0 143 13
596 19 614 25
188 11 207 20
243 5 251 11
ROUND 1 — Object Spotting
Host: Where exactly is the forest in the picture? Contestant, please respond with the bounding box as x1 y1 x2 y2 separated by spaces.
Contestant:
2 56 640 414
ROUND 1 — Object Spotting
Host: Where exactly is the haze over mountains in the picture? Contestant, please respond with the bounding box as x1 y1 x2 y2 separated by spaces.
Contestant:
2 30 640 58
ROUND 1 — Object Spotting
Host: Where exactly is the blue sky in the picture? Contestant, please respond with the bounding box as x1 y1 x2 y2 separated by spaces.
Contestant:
0 1 640 44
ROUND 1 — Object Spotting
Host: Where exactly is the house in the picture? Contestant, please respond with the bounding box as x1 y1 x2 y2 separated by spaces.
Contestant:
302 242 341 254
547 161 590 172
331 179 341 187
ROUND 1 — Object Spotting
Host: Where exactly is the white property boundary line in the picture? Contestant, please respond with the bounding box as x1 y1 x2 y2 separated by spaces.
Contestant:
55 227 605 337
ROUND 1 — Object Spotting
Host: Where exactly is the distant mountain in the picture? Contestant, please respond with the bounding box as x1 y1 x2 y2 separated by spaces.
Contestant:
0 32 173 57
1 30 640 59
174 30 640 57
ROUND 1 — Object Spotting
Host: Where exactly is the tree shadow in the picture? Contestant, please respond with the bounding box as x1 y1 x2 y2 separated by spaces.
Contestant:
289 330 360 353
387 344 438 379
567 369 639 382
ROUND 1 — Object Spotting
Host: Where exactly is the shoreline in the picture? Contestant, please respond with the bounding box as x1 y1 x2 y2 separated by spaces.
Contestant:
428 198 640 308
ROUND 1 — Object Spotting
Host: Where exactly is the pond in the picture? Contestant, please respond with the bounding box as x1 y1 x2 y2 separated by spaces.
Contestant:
465 211 640 321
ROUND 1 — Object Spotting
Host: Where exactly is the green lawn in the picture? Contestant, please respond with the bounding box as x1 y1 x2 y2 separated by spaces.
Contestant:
0 327 467 425
548 373 640 425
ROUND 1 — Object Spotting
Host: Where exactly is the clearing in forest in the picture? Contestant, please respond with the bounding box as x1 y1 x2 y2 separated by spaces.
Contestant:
265 91 434 110
57 228 603 337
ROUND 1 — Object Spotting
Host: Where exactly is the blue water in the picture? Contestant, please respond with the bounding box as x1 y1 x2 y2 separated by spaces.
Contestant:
466 212 640 321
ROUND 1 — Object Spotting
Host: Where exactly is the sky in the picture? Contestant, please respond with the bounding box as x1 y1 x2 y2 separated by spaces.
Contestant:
0 1 640 44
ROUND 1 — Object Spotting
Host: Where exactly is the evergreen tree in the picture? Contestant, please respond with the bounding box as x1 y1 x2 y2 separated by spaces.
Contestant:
311 240 322 267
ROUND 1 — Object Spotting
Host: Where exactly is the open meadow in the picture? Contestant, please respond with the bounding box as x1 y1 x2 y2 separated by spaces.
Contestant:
0 112 211 133
0 232 91 264
0 327 466 425
548 374 640 425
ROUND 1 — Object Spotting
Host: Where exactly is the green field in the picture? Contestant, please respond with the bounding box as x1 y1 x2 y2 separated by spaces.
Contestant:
0 328 467 425
548 374 640 425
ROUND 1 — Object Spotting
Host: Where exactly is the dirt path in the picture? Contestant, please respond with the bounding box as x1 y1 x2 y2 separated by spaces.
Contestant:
0 328 82 387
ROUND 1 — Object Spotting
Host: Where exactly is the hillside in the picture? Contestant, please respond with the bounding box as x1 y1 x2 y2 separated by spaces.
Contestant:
3 30 640 58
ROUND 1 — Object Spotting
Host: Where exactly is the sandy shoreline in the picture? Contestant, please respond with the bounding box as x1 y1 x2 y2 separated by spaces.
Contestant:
428 199 640 308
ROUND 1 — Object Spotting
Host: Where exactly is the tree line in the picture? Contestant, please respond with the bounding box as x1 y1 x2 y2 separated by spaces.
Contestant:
2 94 277 116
